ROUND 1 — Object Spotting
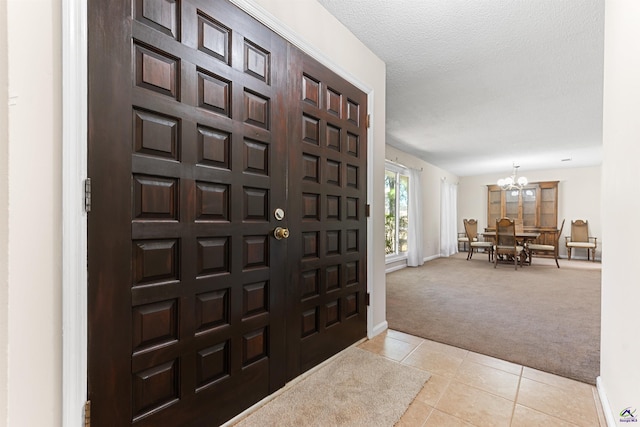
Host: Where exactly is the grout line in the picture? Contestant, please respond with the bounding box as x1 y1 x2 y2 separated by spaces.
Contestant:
399 339 425 364
508 367 524 426
378 335 422 364
429 376 452 415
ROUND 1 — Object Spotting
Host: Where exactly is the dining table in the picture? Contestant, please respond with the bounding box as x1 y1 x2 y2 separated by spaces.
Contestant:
480 231 541 265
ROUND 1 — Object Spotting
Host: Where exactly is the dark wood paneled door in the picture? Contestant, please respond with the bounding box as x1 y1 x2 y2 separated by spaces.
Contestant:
88 1 367 426
88 0 288 425
286 47 368 377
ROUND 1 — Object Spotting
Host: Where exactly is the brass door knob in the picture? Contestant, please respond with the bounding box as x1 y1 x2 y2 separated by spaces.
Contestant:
273 227 290 240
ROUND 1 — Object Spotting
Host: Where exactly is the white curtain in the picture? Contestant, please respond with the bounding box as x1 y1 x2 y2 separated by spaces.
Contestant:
407 168 424 267
440 179 458 257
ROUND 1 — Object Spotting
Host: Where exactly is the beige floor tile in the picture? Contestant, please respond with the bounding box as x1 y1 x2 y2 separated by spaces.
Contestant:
358 335 418 362
435 380 514 427
511 404 580 426
420 339 469 359
402 344 465 377
454 359 520 400
465 351 523 376
413 374 451 407
521 367 595 398
387 329 426 345
359 331 602 427
257 328 607 427
423 408 475 426
396 400 432 427
517 377 599 427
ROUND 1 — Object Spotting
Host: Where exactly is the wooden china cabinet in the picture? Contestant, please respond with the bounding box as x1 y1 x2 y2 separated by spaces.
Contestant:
486 181 559 245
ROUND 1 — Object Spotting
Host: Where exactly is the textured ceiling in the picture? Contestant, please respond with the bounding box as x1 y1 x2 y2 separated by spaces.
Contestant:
316 0 604 176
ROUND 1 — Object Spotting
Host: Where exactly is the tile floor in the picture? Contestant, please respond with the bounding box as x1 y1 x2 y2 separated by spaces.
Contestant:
358 329 607 427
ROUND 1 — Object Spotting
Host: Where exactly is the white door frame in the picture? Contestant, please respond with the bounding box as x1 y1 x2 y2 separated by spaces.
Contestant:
61 0 87 425
61 0 376 424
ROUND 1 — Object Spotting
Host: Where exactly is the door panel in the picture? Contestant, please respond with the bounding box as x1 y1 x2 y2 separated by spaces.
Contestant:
287 47 368 377
88 1 367 425
89 0 287 425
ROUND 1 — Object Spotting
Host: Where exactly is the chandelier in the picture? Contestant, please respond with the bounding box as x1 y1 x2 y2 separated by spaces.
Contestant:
497 164 528 191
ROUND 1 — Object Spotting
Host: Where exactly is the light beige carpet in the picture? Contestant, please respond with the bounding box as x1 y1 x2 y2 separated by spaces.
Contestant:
387 253 601 384
234 347 431 427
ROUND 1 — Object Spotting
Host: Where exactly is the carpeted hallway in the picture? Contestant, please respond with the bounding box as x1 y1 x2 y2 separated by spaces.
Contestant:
386 252 601 385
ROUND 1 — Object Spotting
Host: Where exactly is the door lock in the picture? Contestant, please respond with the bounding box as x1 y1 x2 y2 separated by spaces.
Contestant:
273 227 290 240
274 208 285 221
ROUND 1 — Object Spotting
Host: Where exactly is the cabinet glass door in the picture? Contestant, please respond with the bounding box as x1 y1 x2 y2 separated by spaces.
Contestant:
488 188 502 227
522 187 537 227
505 190 519 219
540 187 556 227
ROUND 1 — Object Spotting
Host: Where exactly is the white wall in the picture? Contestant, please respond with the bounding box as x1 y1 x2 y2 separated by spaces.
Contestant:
1 0 9 423
458 165 602 260
5 1 62 426
600 0 640 424
250 0 388 336
385 145 459 266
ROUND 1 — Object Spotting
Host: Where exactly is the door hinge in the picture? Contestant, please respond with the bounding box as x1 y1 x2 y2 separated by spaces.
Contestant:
366 292 371 306
84 178 92 213
366 114 371 128
84 400 91 427
365 204 371 217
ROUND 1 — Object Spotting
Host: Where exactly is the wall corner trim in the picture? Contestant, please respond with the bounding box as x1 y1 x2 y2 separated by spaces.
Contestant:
596 376 616 427
370 321 388 339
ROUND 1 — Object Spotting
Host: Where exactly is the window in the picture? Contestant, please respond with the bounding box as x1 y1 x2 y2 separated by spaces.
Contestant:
385 162 409 258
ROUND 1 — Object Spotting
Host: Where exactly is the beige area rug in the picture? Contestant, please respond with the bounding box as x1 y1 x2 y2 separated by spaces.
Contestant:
234 347 431 427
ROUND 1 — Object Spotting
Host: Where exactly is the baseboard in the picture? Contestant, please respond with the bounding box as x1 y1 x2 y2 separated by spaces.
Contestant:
596 376 617 427
385 263 406 273
370 320 388 339
424 254 439 262
565 256 600 262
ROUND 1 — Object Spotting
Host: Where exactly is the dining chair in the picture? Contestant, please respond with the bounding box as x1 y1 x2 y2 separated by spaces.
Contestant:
527 219 565 268
514 218 524 234
463 219 493 261
565 219 597 261
494 217 525 270
457 231 469 252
